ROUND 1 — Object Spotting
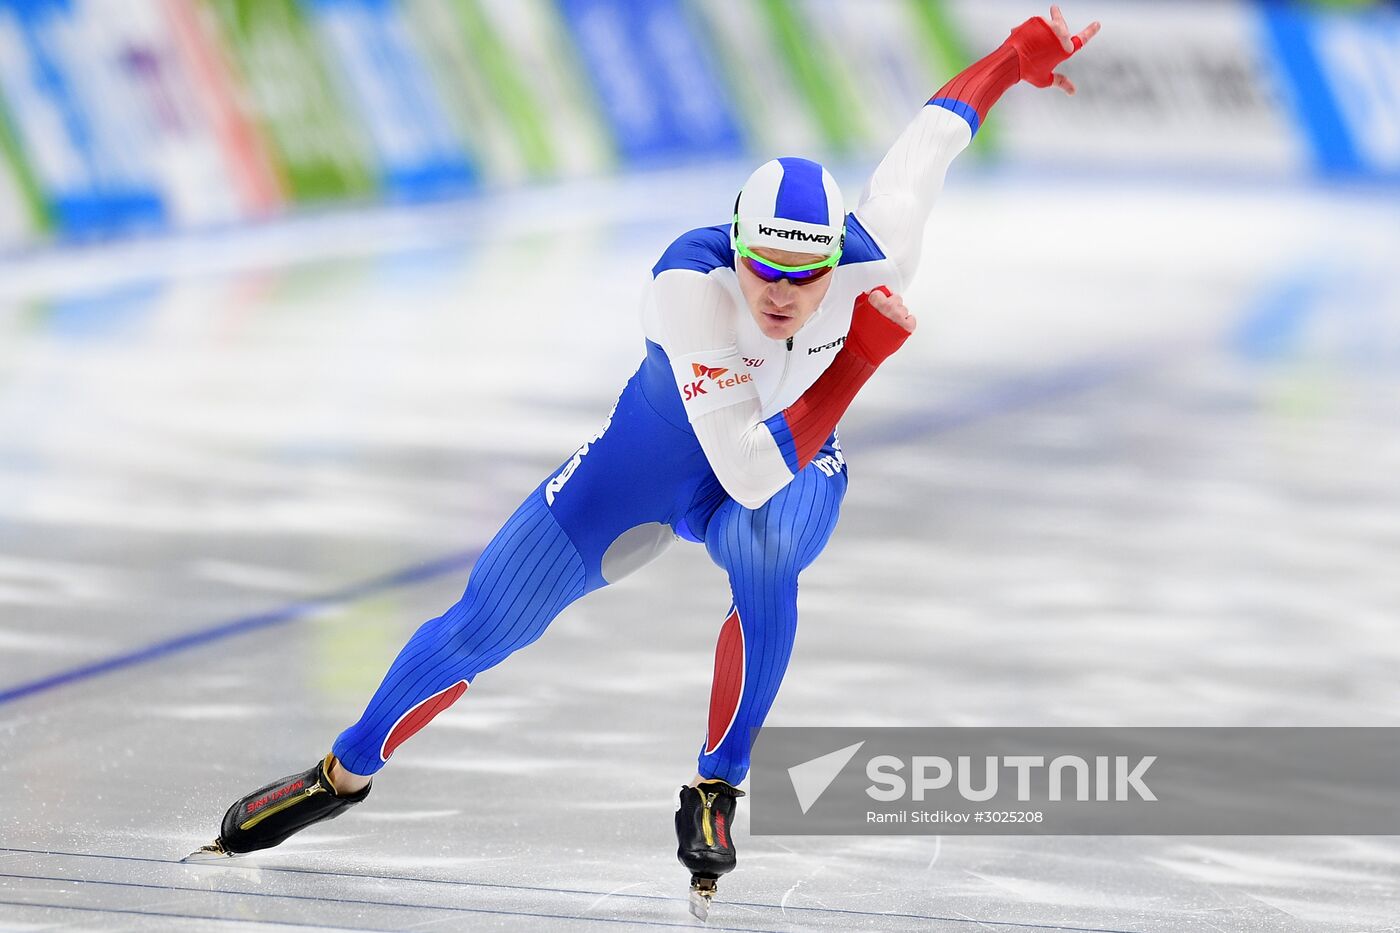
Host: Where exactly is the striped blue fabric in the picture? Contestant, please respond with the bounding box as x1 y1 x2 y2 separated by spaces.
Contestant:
697 452 847 784
333 492 587 775
763 410 801 475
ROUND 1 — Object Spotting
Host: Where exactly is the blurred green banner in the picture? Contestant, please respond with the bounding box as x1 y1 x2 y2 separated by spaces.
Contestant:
0 91 46 239
201 0 375 202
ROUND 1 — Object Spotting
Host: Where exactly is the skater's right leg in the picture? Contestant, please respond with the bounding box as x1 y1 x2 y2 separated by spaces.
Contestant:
331 373 707 777
332 489 589 775
192 374 709 857
191 490 591 858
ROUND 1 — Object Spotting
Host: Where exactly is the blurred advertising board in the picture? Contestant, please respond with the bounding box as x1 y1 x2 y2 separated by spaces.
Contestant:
0 0 167 237
302 0 475 200
1261 4 1400 181
692 0 865 157
199 0 375 203
685 0 995 160
473 0 615 177
686 0 829 158
158 0 283 218
0 156 33 246
557 0 744 166
401 0 613 184
0 92 45 244
944 0 1310 178
798 0 975 154
102 0 268 227
2 0 1396 248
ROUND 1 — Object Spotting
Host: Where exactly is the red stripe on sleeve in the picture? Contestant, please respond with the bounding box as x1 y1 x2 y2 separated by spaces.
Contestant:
933 16 1081 121
934 45 1020 127
779 288 910 469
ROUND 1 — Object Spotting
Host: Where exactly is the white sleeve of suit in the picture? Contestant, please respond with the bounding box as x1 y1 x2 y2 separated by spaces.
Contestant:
649 269 794 510
853 105 974 285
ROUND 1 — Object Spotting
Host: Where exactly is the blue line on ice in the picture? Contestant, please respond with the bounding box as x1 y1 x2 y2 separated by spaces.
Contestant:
0 345 1170 710
0 549 482 706
0 852 1146 933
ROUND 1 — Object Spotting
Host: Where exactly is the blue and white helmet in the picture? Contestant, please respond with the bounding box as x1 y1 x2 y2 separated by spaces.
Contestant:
732 157 845 258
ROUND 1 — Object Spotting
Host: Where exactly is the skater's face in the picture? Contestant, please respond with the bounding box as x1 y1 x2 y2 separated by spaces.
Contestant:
736 246 835 341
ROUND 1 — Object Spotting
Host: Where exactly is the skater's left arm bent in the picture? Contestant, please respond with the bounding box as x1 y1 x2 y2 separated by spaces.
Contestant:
649 267 799 508
649 270 915 509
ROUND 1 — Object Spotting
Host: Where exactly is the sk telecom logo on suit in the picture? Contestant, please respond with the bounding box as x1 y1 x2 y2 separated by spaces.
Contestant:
684 363 753 401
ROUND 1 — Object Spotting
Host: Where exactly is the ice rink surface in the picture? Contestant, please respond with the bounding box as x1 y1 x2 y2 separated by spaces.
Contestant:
1 164 1398 931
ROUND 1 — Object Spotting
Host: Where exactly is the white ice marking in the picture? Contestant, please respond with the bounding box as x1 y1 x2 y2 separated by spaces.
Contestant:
189 560 320 593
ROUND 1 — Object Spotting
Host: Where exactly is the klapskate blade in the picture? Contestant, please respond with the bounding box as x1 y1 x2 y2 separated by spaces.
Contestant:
687 889 712 922
687 876 717 922
181 842 234 863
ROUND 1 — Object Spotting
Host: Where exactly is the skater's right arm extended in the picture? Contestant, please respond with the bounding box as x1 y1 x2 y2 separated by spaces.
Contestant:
651 270 913 510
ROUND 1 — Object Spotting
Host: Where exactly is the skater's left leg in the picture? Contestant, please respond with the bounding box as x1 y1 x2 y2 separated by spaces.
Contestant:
697 440 848 785
674 443 846 909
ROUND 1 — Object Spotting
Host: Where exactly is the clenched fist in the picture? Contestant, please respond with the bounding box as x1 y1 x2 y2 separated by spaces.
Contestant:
866 286 917 335
847 286 915 367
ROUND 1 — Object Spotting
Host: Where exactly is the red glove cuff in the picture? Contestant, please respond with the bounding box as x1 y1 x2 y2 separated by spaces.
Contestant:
845 286 911 367
1005 17 1076 89
774 287 910 469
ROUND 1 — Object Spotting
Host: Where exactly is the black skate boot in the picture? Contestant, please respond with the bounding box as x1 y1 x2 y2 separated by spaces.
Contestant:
184 754 370 861
675 778 745 920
